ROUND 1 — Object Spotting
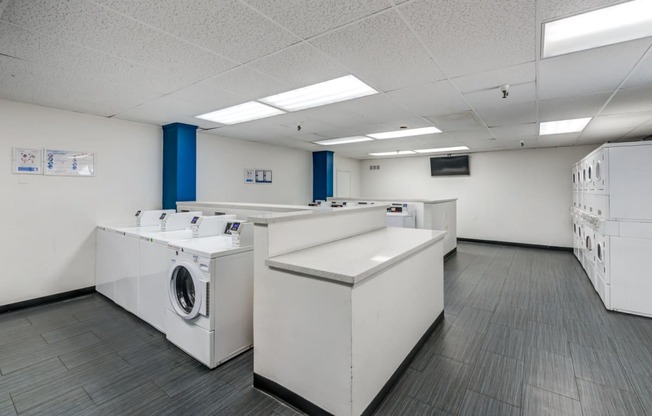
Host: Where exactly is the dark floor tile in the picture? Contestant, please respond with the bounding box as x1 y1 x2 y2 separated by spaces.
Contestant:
468 351 523 406
95 382 166 415
0 396 16 416
525 322 570 356
525 347 579 399
452 306 492 334
522 384 582 416
564 318 615 353
576 379 646 416
570 343 631 392
482 324 524 361
20 387 94 416
0 357 67 397
413 355 472 414
40 321 94 344
497 290 530 309
58 342 116 369
432 325 485 365
627 372 652 416
273 404 303 416
458 390 519 416
528 302 565 328
491 303 530 330
611 336 652 379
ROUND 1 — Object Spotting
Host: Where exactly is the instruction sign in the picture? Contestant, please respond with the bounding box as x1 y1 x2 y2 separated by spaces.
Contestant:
12 147 43 174
44 149 95 176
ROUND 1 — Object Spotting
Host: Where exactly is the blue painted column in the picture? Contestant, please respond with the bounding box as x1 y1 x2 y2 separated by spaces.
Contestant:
162 123 197 210
312 151 334 202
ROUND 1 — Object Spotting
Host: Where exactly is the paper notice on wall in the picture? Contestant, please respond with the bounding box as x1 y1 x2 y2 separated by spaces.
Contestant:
12 147 43 174
255 169 265 183
244 168 255 183
44 149 95 176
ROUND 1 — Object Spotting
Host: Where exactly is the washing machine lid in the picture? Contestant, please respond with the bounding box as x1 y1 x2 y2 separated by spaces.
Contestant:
169 262 208 320
140 229 193 244
115 225 161 237
169 235 252 259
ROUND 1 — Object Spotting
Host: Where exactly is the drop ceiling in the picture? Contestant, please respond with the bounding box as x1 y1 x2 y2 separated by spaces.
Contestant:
1 0 651 159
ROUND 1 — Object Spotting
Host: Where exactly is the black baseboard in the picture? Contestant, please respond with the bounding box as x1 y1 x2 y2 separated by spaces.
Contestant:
0 286 96 315
254 310 446 416
457 238 573 252
444 247 457 260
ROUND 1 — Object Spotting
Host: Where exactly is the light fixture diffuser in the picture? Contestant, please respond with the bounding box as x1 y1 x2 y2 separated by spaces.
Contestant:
539 117 592 135
314 136 373 146
368 150 415 156
368 126 442 140
196 101 285 125
414 146 470 153
542 0 652 58
260 75 378 111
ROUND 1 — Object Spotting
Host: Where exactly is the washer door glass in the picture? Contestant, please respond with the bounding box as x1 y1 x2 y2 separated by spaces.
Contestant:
588 165 592 180
595 160 602 181
172 266 195 314
597 243 603 262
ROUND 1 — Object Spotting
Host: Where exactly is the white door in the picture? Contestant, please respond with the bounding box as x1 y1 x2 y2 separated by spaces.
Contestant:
336 170 351 197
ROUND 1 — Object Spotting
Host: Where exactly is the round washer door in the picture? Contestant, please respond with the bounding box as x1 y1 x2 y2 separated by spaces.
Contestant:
169 262 204 320
597 242 604 263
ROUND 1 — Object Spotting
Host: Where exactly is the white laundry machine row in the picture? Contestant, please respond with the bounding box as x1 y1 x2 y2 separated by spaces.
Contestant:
166 226 254 368
572 141 652 318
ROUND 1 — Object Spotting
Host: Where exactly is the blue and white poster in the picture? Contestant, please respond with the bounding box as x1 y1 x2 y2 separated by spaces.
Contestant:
12 147 43 174
44 149 95 176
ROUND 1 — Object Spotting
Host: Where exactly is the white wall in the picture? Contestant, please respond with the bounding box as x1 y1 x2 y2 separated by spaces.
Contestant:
1 99 162 306
360 145 598 247
196 133 312 205
333 153 361 198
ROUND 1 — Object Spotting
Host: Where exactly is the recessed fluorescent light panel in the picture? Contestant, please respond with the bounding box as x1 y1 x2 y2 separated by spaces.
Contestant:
539 117 592 135
414 146 470 153
314 136 373 146
543 0 652 58
368 126 442 140
260 75 378 111
196 101 285 125
368 150 415 156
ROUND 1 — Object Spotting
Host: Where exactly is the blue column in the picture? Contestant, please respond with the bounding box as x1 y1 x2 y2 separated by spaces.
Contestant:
312 151 334 202
162 123 197 210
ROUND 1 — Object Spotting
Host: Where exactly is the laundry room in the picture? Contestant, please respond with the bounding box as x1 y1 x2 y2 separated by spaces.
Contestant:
1 0 652 415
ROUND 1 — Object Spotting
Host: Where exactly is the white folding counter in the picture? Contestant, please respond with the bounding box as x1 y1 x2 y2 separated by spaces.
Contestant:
250 205 445 416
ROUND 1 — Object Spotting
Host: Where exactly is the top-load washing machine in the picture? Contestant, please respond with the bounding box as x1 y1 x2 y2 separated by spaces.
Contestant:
96 209 175 307
136 214 235 332
165 222 254 368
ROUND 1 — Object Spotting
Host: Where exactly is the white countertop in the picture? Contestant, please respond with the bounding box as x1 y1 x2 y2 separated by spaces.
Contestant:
327 197 457 204
250 204 389 225
266 227 446 286
177 201 315 212
168 235 253 258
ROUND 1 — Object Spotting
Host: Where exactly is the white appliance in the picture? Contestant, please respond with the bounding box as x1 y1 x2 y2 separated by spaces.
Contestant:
572 141 652 317
96 209 174 305
386 205 416 228
165 232 254 368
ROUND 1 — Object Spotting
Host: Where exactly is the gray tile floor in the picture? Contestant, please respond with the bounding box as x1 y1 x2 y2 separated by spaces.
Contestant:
1 242 651 415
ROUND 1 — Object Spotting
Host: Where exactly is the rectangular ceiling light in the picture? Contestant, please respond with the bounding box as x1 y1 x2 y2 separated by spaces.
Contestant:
368 126 442 140
543 0 652 58
539 117 592 135
414 146 470 153
259 75 378 111
368 150 415 156
196 101 285 125
314 136 373 146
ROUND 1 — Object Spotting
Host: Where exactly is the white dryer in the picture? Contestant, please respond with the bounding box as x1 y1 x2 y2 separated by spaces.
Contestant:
165 233 254 368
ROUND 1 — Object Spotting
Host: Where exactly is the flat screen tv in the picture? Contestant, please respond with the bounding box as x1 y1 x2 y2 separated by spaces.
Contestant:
430 155 470 176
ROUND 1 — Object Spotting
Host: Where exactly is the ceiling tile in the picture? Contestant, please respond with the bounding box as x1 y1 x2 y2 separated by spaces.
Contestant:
247 42 349 87
622 50 652 89
295 106 368 131
446 129 494 141
203 66 290 103
581 112 652 141
335 94 419 124
387 80 471 118
3 0 238 89
240 0 390 39
96 0 301 63
113 97 219 129
489 124 536 140
311 10 445 91
475 101 537 126
450 62 535 94
602 87 652 115
537 133 581 147
400 0 535 77
499 138 538 149
426 111 484 131
465 82 535 111
538 0 624 21
538 92 611 121
538 39 650 100
619 118 652 141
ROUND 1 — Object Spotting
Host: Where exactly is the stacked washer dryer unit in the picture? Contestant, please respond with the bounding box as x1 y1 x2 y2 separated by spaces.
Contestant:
166 220 254 368
572 141 652 317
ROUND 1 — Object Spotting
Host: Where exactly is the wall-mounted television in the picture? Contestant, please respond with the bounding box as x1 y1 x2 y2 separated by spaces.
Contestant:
430 155 470 176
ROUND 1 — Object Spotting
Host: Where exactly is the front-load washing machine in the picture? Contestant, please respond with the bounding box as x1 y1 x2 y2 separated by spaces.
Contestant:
165 234 254 368
136 214 234 333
